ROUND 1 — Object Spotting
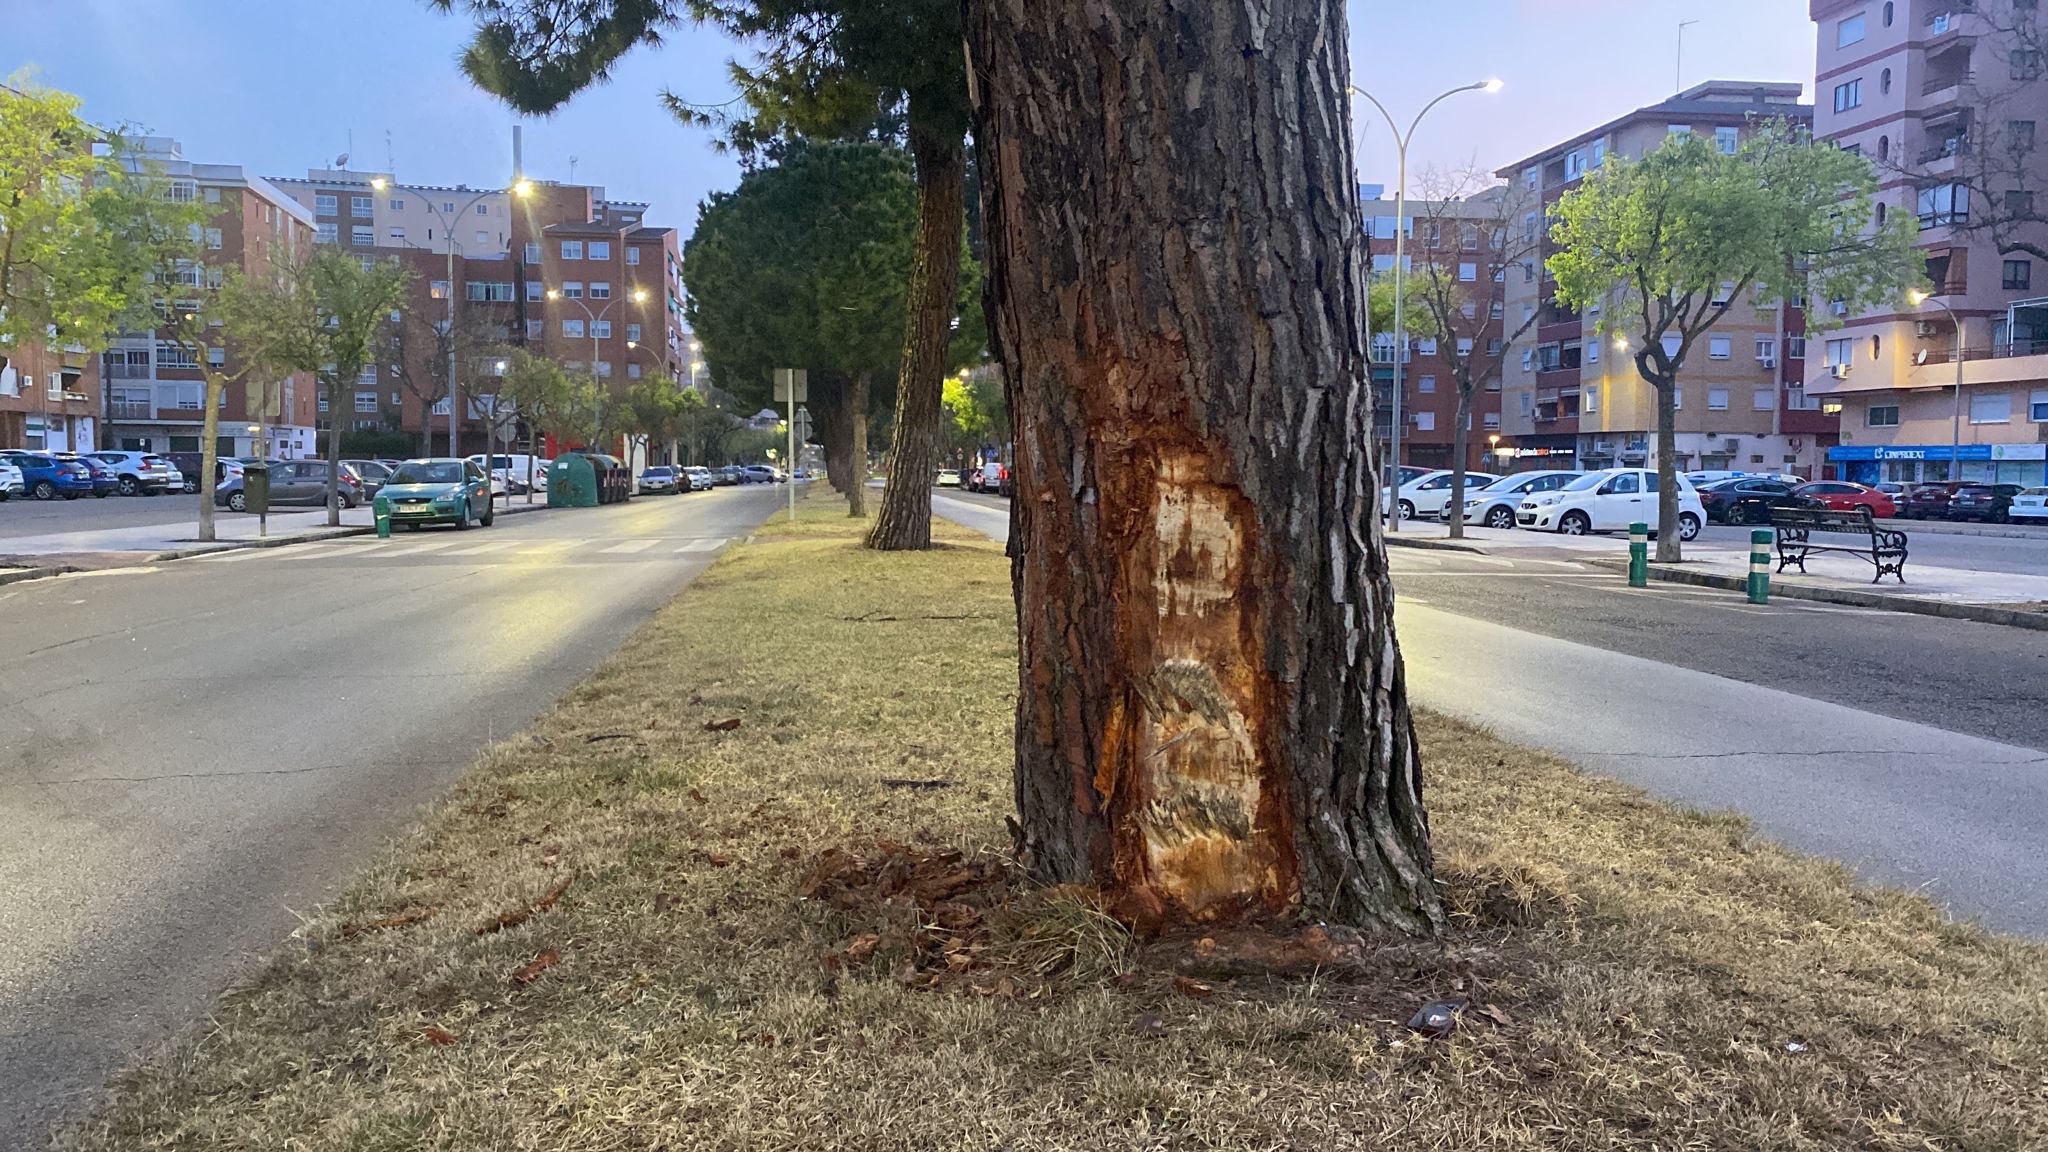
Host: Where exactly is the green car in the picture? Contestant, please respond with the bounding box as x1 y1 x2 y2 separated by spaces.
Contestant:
374 458 496 530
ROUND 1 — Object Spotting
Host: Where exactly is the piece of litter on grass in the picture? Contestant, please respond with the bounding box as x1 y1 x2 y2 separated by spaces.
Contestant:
511 949 560 985
704 718 743 732
1172 976 1215 999
1786 1042 1808 1053
1132 1013 1169 1039
421 1026 458 1046
880 778 956 790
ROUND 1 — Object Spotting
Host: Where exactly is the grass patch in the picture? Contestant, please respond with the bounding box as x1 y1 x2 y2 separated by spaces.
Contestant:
63 497 2048 1151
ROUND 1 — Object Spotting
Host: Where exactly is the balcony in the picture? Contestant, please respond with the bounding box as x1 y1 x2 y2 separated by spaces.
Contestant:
108 400 155 420
1917 135 1970 166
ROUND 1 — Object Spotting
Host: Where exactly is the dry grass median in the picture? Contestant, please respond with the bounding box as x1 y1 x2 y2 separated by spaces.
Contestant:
63 500 2048 1151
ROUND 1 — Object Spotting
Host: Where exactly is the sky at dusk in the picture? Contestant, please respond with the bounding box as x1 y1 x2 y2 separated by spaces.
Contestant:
10 0 1818 234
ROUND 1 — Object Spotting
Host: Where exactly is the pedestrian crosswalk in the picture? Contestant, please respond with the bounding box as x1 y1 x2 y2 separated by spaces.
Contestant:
196 535 731 564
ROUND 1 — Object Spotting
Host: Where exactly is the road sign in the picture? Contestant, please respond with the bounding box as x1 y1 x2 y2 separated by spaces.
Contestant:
774 368 808 403
793 406 813 442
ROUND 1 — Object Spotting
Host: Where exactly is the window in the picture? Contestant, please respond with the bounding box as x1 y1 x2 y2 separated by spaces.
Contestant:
561 241 584 260
1668 123 1692 136
1970 392 2013 424
1825 337 1853 366
1866 404 1899 427
1488 338 1503 356
314 193 337 215
351 226 374 245
1837 12 1865 47
589 241 611 261
1521 348 1534 370
1707 389 1730 411
201 226 223 250
524 242 542 264
1523 165 1539 191
1709 336 1732 359
1584 385 1599 413
389 227 406 242
1565 150 1587 179
1490 301 1503 320
474 202 488 216
1871 334 1882 360
2031 389 2048 421
1592 139 1607 168
207 346 225 366
1461 225 1480 250
1523 261 1536 283
1715 126 1739 154
2011 121 2038 153
466 282 515 302
525 319 545 340
1417 375 1436 393
1786 336 1807 358
1674 388 1684 409
1414 412 1435 431
1586 340 1600 364
430 280 449 300
2014 50 2044 82
1882 1 1893 25
1520 392 1534 415
626 247 642 265
1880 68 1892 96
562 319 585 338
315 222 338 244
1456 337 1474 355
1917 183 1970 227
1458 262 1477 282
2008 190 2037 217
594 360 613 378
1417 337 1438 356
1753 389 1776 411
474 230 489 245
1484 412 1501 430
562 282 584 299
355 391 379 413
1833 79 1862 113
390 198 406 211
525 281 543 301
2005 259 2033 290
626 323 642 342
591 320 612 338
203 187 220 204
351 195 373 216
590 282 612 299
1756 337 1777 364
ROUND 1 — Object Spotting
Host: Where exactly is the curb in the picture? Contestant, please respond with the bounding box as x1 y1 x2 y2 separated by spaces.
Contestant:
1592 558 2048 632
1382 534 1490 554
0 564 79 586
1871 517 2048 541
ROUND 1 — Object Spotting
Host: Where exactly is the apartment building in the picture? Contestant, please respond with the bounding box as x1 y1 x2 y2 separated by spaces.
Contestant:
1808 0 2048 486
0 341 99 453
1362 185 1511 473
269 172 687 455
100 138 321 459
1494 82 1834 477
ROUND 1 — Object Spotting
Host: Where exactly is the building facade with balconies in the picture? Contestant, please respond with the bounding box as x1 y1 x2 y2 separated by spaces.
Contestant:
1494 82 1830 477
1809 0 2048 486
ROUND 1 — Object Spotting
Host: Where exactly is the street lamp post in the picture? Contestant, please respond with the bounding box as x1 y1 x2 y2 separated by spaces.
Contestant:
1907 289 1966 484
1349 77 1502 531
374 177 533 461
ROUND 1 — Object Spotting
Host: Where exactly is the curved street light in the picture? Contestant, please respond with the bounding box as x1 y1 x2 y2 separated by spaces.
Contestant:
1349 78 1502 531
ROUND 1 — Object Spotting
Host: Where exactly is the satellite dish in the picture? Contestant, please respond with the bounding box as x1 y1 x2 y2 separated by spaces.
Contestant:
1915 349 1929 365
334 153 350 168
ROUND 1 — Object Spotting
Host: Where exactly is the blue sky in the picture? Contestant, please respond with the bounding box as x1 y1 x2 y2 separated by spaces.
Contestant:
9 0 1817 232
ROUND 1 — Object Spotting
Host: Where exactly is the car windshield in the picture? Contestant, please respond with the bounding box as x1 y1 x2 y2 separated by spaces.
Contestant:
391 462 463 485
1562 473 1608 492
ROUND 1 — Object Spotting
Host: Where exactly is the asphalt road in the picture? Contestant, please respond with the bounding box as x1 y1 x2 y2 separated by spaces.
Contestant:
934 487 2048 936
0 485 781 1146
0 488 325 539
1693 521 2048 577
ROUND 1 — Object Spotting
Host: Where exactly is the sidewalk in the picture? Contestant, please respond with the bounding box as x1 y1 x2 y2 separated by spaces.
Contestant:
1382 520 2048 616
0 499 553 578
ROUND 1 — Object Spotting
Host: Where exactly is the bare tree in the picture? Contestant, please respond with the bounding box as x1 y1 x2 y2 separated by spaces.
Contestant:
378 307 498 456
1402 168 1542 537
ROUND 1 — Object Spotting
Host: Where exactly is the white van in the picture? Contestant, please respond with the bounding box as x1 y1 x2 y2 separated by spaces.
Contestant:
468 453 550 493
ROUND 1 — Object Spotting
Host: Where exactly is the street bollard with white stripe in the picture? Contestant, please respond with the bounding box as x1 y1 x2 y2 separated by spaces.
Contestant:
1628 522 1648 588
1747 529 1772 604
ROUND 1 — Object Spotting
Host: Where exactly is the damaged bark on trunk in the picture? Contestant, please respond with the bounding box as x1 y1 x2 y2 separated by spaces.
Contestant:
865 115 965 551
969 0 1442 935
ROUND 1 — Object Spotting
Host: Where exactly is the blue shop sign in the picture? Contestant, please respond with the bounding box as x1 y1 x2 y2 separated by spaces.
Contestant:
1828 444 1995 462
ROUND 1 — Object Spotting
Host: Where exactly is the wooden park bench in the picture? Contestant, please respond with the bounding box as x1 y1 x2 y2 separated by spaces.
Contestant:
1769 506 1909 584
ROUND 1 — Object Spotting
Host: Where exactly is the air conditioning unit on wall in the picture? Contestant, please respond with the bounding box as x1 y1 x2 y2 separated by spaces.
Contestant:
1830 364 1852 379
1917 320 1941 338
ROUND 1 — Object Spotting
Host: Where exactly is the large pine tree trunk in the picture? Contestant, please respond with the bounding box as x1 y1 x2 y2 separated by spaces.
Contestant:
865 117 965 551
846 372 869 518
968 0 1442 935
812 378 851 495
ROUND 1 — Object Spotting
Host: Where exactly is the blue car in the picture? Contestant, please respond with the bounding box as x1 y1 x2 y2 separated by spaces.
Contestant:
55 454 118 497
0 451 95 501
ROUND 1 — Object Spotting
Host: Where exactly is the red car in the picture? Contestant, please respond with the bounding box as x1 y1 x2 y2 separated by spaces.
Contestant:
1793 481 1896 519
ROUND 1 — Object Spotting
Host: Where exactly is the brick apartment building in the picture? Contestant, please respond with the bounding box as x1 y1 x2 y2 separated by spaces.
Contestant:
1494 82 1837 478
269 170 687 456
0 336 98 453
98 137 321 459
1362 185 1512 473
1808 0 2048 486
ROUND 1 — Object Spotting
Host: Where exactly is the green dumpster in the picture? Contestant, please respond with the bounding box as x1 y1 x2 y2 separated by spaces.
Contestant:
548 453 599 507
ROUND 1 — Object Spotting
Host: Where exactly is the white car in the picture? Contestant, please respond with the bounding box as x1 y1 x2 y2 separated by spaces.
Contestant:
2009 488 2048 521
468 453 549 493
1519 467 1704 540
88 450 181 496
1446 470 1583 530
1387 469 1502 520
0 459 21 501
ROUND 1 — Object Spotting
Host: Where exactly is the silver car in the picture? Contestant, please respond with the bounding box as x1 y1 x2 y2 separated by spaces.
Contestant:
0 458 21 501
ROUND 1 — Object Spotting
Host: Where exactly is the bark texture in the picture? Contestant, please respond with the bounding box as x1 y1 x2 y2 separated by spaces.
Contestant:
1448 389 1474 539
1653 377 1681 562
968 0 1442 934
847 373 870 518
865 118 966 551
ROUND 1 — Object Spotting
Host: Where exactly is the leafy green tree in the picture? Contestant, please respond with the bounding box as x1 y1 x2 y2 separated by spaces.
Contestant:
428 0 975 549
0 78 209 379
683 141 925 515
1548 119 1923 559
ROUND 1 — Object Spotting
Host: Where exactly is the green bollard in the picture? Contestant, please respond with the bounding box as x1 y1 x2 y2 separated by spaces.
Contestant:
1628 522 1649 587
374 498 392 539
1747 528 1772 604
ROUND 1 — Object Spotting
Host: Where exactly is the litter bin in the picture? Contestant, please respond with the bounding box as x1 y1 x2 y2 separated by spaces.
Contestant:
242 460 271 514
589 454 627 504
547 453 599 508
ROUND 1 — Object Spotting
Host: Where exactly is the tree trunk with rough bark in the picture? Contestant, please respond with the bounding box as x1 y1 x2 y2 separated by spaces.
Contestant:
1448 387 1473 539
197 374 224 543
967 0 1442 935
865 117 965 551
1652 375 1681 562
812 377 851 495
846 372 869 518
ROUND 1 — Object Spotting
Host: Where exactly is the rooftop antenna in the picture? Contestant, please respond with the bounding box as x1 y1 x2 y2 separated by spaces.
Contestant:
568 154 579 183
1676 19 1700 95
385 129 395 175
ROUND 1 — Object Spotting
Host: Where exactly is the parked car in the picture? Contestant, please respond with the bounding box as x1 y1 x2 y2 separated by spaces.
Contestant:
342 458 396 497
88 451 180 496
1684 470 1753 486
2009 488 2048 522
1447 470 1582 530
1386 469 1503 521
161 451 208 493
968 461 1011 496
639 465 682 495
932 467 961 488
1792 480 1897 519
713 466 742 486
1519 467 1705 540
0 458 22 501
685 466 716 492
744 464 786 484
374 458 495 529
0 450 95 500
467 453 549 494
213 460 363 512
1898 482 1961 519
1695 477 1819 525
1948 483 2023 522
55 454 118 497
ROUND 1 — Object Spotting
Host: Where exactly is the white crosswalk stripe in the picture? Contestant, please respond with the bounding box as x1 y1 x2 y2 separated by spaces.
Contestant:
675 538 726 553
599 539 657 554
442 541 518 556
